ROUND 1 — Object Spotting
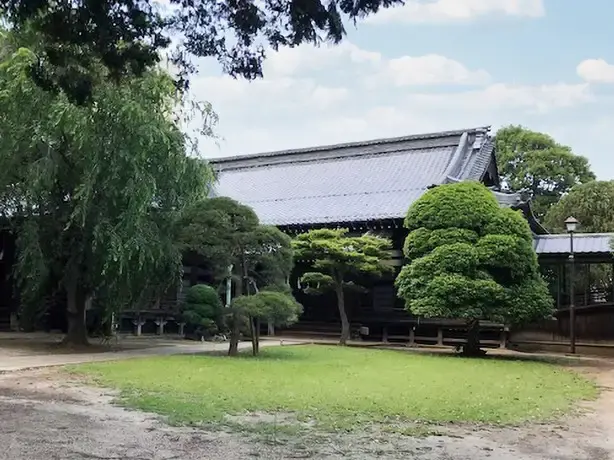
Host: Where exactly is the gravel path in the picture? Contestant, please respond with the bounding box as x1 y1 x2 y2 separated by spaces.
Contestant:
0 357 613 459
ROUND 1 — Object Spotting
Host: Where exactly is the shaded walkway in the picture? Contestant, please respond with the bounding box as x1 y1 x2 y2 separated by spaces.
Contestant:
0 333 296 372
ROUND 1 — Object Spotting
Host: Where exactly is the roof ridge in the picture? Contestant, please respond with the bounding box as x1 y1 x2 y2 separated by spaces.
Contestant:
209 126 491 166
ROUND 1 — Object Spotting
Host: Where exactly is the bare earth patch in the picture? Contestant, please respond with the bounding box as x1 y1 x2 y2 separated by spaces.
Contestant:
0 360 613 459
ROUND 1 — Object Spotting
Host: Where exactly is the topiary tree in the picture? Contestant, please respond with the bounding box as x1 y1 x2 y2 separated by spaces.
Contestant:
232 290 303 355
396 181 553 355
292 229 392 345
176 197 294 355
181 284 224 340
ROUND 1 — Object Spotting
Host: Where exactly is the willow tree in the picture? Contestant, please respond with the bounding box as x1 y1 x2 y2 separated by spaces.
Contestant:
396 181 553 355
0 31 212 345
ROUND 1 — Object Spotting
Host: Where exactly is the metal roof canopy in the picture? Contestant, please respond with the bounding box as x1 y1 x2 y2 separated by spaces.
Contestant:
535 233 614 263
210 127 522 227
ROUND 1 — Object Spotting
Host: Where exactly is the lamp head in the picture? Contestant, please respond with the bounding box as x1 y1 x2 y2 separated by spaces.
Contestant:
565 216 579 233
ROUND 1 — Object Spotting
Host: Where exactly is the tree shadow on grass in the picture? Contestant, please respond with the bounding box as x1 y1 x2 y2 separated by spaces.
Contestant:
369 344 610 369
188 345 312 362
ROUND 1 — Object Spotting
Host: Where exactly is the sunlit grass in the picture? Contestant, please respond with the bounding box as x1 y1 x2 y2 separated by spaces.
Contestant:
70 345 597 430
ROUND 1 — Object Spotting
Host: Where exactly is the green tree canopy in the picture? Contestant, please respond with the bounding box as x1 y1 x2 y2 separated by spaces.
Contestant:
544 181 614 233
292 228 392 345
181 284 224 339
177 196 294 355
0 0 404 103
396 181 553 355
232 290 303 355
495 125 595 217
0 31 212 344
543 181 614 298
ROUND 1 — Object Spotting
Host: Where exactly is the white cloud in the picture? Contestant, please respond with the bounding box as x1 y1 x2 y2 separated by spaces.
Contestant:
195 43 491 115
310 86 350 110
191 74 350 111
406 83 593 113
577 59 614 84
367 54 490 87
264 42 381 77
366 0 545 24
190 39 611 179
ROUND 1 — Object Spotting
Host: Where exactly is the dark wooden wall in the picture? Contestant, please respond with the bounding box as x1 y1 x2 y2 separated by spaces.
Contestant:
0 230 17 330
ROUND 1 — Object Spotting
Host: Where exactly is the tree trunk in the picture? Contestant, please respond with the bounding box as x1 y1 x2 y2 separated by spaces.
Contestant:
228 321 240 356
228 261 244 357
462 319 485 357
335 284 350 346
255 318 260 355
63 276 89 346
249 316 257 356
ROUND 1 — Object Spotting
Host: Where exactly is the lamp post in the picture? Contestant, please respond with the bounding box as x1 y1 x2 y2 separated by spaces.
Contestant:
565 216 579 354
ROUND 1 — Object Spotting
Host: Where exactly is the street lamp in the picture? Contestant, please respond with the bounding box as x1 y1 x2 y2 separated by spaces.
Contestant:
565 216 579 354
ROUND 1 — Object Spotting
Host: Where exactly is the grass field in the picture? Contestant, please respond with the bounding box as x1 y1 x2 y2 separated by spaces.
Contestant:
70 345 597 431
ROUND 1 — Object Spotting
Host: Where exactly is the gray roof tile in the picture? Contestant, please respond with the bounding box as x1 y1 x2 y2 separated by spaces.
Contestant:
211 127 518 226
534 234 614 255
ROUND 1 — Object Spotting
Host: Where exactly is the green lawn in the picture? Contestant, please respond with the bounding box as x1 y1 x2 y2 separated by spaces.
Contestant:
70 345 596 430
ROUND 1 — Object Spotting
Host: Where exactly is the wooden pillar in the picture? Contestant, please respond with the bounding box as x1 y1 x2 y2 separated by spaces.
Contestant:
178 322 186 337
437 327 443 346
585 263 590 306
499 328 507 349
155 317 167 335
556 264 562 310
408 327 415 347
132 317 145 336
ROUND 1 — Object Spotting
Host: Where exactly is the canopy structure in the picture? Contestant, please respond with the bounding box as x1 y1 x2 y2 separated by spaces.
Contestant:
535 233 614 263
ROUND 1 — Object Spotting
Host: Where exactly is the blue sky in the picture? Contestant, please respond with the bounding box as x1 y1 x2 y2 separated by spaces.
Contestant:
190 0 614 179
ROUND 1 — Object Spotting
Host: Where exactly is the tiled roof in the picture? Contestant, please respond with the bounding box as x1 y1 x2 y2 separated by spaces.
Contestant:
210 127 518 226
534 234 614 255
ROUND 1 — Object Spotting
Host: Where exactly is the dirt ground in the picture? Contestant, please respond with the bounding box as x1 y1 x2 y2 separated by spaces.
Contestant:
0 359 614 460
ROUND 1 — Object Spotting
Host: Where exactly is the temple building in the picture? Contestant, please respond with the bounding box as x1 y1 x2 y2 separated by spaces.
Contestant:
211 127 614 350
1 126 614 352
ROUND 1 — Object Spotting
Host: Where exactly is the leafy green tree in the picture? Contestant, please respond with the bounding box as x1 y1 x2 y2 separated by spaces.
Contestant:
181 284 224 340
0 0 404 103
232 290 303 355
292 229 392 345
544 181 614 233
495 125 595 217
396 181 553 355
177 197 294 355
544 181 614 301
0 32 212 345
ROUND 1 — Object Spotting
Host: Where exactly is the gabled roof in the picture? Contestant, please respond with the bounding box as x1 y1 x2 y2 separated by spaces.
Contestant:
210 127 518 227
